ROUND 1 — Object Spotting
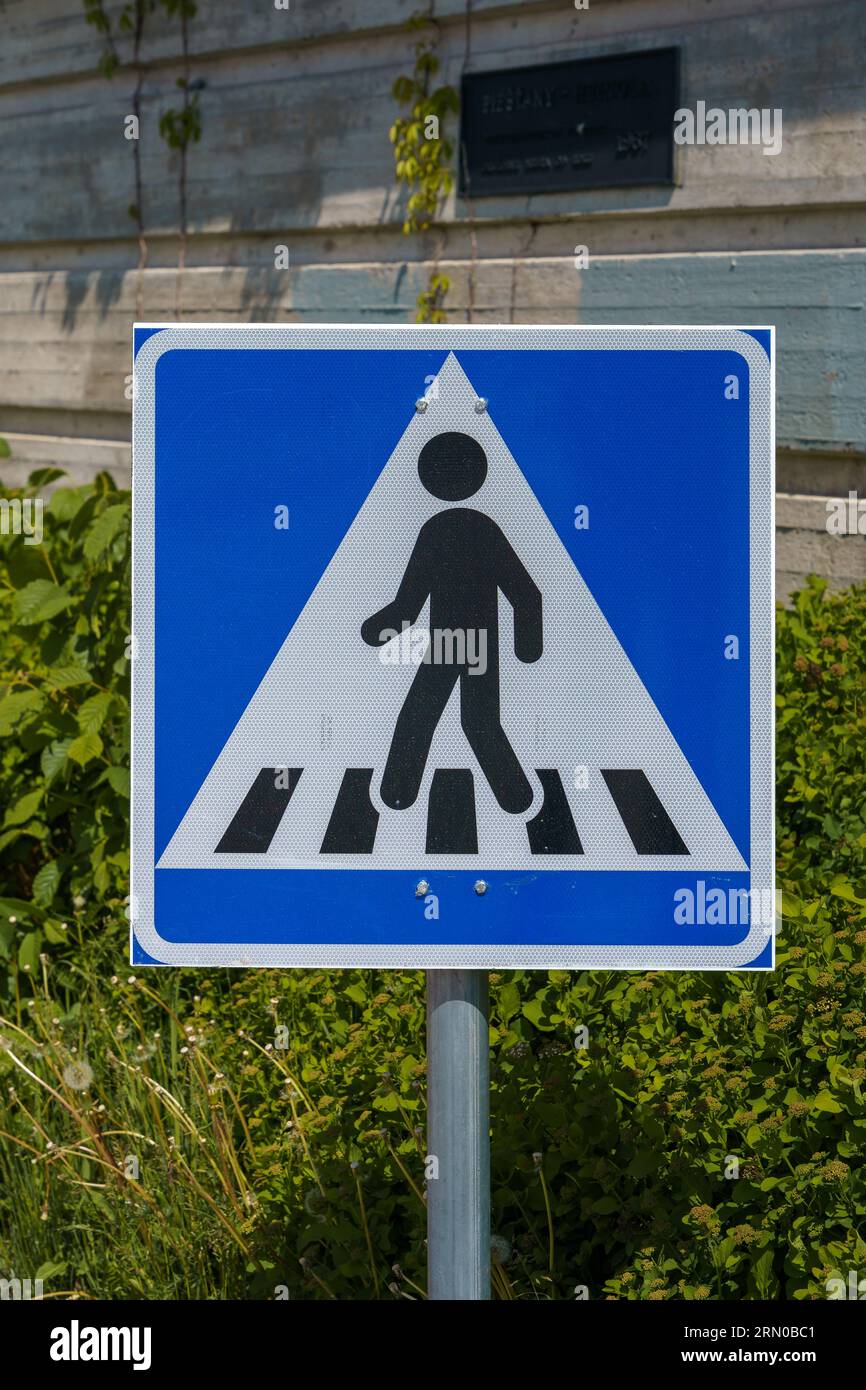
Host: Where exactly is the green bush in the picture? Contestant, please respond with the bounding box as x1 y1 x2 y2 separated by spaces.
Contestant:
0 468 130 966
1 470 864 1299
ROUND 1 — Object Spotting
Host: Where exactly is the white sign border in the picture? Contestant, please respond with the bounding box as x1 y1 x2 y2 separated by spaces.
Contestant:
131 324 775 970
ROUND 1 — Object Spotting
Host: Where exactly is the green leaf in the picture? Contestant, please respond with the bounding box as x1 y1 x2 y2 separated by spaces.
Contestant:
0 824 45 852
812 1091 843 1113
0 689 44 732
104 765 130 798
391 75 414 103
4 790 42 827
751 1248 778 1299
373 1092 400 1112
42 665 91 691
592 1196 619 1215
48 485 92 523
17 930 43 973
27 467 66 488
0 897 38 919
830 878 864 906
627 1150 661 1179
12 579 73 625
32 860 62 908
67 730 104 766
82 504 129 560
41 738 73 782
499 982 521 1021
522 997 555 1030
78 690 113 733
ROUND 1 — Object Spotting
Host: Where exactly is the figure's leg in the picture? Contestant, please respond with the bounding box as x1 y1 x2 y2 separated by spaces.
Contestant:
460 668 533 814
380 663 459 810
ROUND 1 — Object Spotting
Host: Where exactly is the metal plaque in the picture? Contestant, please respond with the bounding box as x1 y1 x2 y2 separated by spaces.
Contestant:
459 48 679 197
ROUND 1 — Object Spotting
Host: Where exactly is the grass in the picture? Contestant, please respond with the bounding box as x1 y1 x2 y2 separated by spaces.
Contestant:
0 941 430 1299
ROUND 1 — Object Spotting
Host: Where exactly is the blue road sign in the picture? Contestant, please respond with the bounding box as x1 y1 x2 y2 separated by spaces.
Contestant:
131 325 775 969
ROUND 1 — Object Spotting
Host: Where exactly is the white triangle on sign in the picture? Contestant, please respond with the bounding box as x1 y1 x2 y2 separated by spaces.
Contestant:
158 352 747 873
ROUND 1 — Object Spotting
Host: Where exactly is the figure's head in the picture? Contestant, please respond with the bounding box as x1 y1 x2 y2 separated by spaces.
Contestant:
418 432 487 501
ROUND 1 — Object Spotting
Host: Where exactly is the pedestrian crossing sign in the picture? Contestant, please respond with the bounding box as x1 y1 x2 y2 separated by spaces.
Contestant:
131 324 775 969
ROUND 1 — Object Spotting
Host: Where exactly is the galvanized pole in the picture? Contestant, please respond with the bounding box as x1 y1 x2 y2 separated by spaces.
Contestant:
426 969 490 1300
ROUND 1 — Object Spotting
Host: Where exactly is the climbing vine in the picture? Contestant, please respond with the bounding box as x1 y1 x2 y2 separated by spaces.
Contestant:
389 13 459 323
83 0 204 318
156 0 202 315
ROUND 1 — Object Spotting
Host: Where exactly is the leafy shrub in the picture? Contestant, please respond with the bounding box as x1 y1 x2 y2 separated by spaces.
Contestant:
0 469 130 974
1 471 864 1299
776 576 866 890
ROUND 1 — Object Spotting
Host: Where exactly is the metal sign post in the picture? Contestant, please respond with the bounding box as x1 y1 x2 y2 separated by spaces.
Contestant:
426 970 490 1300
131 323 774 1300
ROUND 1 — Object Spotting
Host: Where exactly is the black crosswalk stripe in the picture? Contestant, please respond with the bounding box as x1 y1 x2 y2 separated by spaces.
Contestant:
426 768 478 854
216 765 688 858
321 769 380 853
527 769 583 854
215 767 302 853
601 769 688 855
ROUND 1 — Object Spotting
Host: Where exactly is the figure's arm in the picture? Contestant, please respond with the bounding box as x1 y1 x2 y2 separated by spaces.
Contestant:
361 526 432 647
496 528 543 663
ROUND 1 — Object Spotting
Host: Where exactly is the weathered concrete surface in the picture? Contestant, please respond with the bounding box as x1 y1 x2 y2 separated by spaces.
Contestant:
0 0 864 597
2 252 862 464
2 0 864 241
0 432 129 490
776 494 866 600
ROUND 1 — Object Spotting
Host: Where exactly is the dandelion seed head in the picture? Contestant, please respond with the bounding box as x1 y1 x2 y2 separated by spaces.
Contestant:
63 1059 94 1091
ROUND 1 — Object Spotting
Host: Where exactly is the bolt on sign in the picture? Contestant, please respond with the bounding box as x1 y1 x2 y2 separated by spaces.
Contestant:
131 325 775 969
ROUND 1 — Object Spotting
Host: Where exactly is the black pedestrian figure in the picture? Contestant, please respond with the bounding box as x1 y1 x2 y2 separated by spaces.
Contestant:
362 431 542 814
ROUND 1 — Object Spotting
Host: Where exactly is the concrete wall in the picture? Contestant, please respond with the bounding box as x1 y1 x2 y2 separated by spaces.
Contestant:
1 0 864 593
